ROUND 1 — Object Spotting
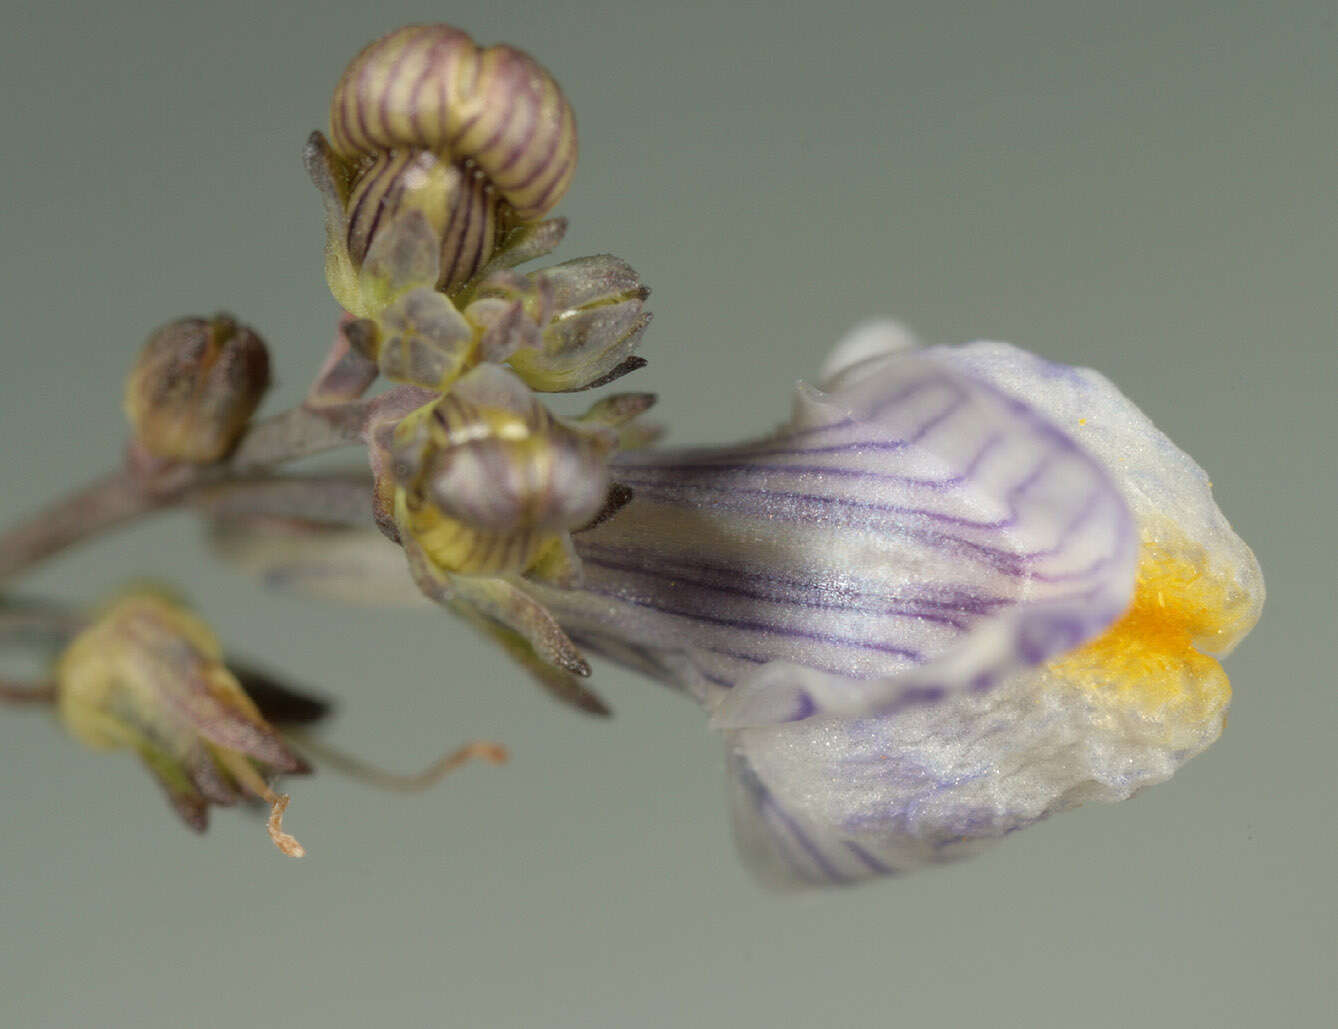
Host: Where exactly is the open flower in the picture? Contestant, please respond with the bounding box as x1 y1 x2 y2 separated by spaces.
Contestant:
213 322 1263 887
540 322 1262 887
55 589 309 855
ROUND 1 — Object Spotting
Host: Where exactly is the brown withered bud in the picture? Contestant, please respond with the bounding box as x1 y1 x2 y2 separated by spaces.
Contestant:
124 314 271 463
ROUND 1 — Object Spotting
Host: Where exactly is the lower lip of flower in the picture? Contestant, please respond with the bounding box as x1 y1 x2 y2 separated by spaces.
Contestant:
1044 518 1256 743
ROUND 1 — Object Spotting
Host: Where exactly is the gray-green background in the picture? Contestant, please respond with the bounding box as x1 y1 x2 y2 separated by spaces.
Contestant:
2 1 1333 1026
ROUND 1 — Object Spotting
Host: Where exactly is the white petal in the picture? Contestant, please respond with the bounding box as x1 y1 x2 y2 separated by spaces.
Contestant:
934 342 1264 656
816 319 919 389
721 334 1264 888
551 339 1139 728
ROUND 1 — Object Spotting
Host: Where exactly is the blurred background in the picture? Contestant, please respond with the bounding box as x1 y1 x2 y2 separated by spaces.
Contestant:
1 1 1333 1025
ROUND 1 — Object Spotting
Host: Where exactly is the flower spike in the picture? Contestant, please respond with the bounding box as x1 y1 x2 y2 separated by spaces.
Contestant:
0 19 1255 890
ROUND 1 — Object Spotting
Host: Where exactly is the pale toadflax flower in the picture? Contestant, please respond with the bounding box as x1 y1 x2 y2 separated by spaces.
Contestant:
10 20 1269 878
213 320 1263 888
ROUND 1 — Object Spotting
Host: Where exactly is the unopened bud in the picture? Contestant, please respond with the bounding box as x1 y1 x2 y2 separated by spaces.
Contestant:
309 24 578 314
124 315 270 463
392 365 612 580
468 255 652 392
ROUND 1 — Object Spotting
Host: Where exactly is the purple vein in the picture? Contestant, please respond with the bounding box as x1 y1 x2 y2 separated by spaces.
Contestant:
579 551 980 629
574 582 925 662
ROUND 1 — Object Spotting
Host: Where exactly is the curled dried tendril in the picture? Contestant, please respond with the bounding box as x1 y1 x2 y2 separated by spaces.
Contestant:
290 734 509 793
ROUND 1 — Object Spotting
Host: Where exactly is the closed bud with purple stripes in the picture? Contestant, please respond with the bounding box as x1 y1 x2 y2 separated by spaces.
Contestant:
306 24 578 320
389 364 617 584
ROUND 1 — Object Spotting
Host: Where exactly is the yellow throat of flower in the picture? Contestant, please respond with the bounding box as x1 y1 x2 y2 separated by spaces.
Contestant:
1046 523 1258 742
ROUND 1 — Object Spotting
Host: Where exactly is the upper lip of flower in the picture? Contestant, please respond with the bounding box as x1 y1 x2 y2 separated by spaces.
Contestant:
212 323 1262 731
539 333 1146 729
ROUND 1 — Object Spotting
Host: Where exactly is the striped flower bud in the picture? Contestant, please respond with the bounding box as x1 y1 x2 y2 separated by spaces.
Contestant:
310 24 578 314
124 315 270 463
391 364 612 581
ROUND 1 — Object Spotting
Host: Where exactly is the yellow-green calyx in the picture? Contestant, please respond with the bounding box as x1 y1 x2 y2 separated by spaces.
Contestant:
56 589 307 855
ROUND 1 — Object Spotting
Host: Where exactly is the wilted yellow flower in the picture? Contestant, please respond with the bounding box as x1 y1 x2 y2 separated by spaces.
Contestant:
56 589 307 856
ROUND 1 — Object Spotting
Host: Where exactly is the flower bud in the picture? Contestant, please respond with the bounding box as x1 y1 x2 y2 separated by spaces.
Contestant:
467 255 652 392
56 589 307 854
310 24 578 312
391 364 612 580
331 25 577 223
124 315 270 463
366 286 477 390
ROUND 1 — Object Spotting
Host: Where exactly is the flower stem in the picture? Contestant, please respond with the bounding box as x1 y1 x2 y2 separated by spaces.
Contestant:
192 472 376 527
286 730 508 792
0 471 170 583
0 601 86 646
226 403 367 471
0 679 57 705
0 386 431 584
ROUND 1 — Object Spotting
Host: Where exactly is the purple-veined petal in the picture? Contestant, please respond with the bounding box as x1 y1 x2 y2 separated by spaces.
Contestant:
531 329 1139 728
932 339 1263 660
724 650 1197 888
710 324 1263 888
